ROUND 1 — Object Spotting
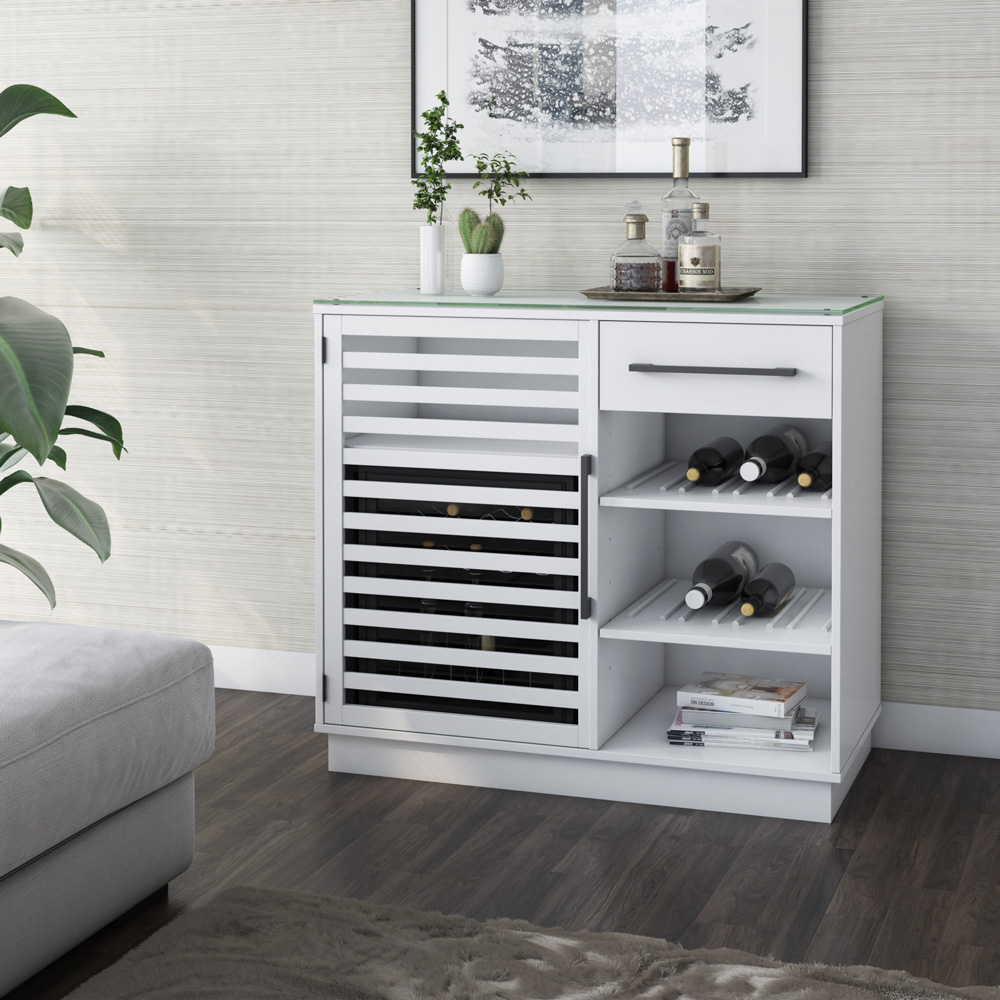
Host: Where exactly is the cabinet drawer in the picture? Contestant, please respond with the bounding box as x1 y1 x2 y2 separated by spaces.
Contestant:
600 321 832 417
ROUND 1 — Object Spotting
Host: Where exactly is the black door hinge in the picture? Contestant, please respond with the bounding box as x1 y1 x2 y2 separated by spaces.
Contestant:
321 674 328 701
321 336 327 364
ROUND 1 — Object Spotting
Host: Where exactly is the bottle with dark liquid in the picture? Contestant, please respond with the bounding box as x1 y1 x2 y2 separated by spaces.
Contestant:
684 541 759 609
686 435 743 486
661 137 698 292
740 425 809 484
740 562 796 618
797 441 833 491
465 543 494 652
610 205 662 292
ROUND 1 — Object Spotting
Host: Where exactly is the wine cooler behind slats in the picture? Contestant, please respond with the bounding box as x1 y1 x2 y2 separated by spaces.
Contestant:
343 464 583 745
335 315 587 746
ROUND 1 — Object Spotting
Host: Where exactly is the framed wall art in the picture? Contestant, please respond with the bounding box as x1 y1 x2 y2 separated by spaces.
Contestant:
412 0 807 178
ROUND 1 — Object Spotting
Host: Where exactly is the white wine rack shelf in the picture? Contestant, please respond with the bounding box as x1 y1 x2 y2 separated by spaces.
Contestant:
600 578 833 654
601 459 832 517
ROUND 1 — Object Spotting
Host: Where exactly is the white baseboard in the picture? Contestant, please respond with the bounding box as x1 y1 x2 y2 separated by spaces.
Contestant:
209 645 314 697
873 700 1000 759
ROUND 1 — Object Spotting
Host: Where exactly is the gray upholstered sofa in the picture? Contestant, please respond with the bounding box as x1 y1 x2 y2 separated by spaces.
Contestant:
0 621 215 995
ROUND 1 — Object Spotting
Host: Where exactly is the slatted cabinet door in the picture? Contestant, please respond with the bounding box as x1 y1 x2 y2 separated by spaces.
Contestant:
324 313 592 748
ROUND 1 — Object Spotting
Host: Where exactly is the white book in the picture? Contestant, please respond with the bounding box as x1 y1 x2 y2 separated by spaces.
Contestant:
676 672 807 718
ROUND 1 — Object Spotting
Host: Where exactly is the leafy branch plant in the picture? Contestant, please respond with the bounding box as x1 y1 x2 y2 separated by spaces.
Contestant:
458 151 531 254
412 90 464 225
0 84 126 607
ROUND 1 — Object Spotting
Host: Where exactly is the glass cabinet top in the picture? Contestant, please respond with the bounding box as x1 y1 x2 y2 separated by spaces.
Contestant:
315 291 883 317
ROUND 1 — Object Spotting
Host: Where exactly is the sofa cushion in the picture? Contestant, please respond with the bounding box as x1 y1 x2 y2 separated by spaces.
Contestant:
0 621 215 880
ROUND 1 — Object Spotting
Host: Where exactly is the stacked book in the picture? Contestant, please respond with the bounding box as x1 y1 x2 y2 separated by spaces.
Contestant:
668 672 817 751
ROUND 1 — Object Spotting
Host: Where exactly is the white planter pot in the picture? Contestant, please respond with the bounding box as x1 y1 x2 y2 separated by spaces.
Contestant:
460 253 504 296
419 224 446 295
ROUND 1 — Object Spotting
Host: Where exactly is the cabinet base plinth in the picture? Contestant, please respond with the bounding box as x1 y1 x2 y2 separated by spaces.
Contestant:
325 733 870 823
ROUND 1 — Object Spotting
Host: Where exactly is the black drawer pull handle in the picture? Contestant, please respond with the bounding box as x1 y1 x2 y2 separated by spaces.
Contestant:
628 363 798 377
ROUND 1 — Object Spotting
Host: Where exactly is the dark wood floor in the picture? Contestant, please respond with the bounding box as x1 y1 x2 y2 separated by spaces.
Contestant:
11 689 1000 998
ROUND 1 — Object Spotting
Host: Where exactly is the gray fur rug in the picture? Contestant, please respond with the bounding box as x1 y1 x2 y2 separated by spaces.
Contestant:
68 886 996 999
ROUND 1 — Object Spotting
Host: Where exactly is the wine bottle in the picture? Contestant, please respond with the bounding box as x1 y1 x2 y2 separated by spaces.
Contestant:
661 137 698 292
740 562 796 618
684 541 759 610
677 202 721 293
797 441 833 491
446 503 461 517
686 435 743 486
739 425 809 484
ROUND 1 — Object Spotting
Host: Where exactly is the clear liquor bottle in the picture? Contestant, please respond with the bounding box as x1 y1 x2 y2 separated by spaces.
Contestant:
741 562 796 617
661 137 698 292
610 209 662 292
684 541 759 610
677 202 721 292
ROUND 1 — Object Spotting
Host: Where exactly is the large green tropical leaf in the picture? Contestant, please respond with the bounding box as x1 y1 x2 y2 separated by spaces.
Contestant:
0 232 24 256
32 476 111 561
64 405 125 458
0 84 76 140
0 470 109 559
0 541 56 608
73 346 105 357
0 297 73 462
0 186 32 228
0 440 25 472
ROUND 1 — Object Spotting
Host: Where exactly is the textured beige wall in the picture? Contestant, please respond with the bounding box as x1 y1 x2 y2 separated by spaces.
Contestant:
2 1 998 709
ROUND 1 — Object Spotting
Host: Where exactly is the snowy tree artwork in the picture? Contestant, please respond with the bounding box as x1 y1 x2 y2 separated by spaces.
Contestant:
413 0 805 175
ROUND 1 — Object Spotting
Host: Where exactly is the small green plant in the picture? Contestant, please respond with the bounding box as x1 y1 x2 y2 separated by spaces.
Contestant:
412 90 464 225
459 152 530 254
0 84 126 607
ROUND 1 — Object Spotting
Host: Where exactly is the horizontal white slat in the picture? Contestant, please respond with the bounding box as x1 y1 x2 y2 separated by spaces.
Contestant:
343 352 578 375
344 543 578 576
342 315 579 342
344 480 580 510
343 384 577 409
343 671 580 708
344 511 579 543
344 607 579 642
342 416 578 442
341 704 578 746
344 639 581 676
344 447 581 477
344 575 580 609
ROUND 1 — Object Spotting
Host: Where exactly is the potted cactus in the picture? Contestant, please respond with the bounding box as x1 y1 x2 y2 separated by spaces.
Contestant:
459 152 530 296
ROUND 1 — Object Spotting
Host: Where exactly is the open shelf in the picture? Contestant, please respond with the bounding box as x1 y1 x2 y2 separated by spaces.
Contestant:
597 687 835 780
600 578 832 654
601 459 832 518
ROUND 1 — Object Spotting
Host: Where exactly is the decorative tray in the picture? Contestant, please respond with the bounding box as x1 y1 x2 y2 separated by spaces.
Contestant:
580 286 762 303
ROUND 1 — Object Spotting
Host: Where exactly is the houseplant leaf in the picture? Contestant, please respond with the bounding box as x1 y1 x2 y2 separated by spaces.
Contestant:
0 441 25 472
0 296 73 462
0 186 32 228
73 346 105 357
0 84 76 140
46 444 67 470
0 540 56 607
64 405 125 458
32 476 111 561
0 232 24 256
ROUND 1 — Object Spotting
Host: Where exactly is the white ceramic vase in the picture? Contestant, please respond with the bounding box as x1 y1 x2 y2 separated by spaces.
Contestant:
419 224 446 295
460 253 504 296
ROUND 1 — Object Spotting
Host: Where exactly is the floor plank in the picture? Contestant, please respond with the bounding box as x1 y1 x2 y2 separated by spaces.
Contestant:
7 690 1000 999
